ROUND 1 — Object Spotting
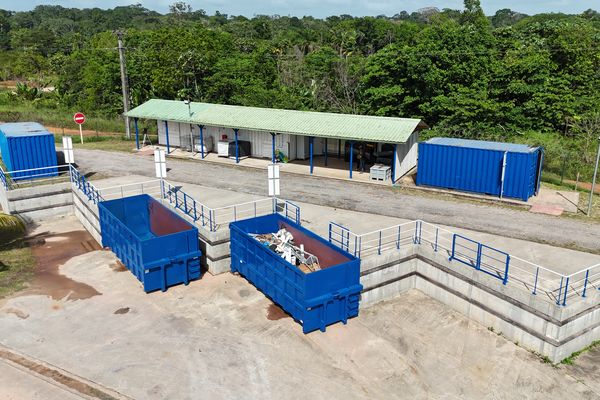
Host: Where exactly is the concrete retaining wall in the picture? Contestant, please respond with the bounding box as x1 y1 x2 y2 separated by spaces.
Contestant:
359 245 600 362
0 182 73 223
72 187 102 245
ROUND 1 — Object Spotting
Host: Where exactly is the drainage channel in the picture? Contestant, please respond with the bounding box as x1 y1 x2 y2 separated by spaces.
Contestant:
0 345 132 400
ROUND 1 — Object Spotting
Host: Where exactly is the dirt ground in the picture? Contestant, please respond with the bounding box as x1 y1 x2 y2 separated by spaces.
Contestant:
0 216 599 399
75 149 600 254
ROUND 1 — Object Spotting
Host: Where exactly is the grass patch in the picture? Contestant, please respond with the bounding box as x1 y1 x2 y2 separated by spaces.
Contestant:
561 340 600 366
0 214 35 298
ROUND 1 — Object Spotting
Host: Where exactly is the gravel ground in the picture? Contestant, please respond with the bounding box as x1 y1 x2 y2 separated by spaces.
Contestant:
76 149 600 253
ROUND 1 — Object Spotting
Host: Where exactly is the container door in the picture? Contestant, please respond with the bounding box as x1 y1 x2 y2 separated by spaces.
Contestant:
534 148 544 196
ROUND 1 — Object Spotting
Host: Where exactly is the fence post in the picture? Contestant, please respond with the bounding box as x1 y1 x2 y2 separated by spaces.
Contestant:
435 228 439 252
449 234 456 261
414 222 418 244
556 277 564 306
502 255 510 285
285 202 288 219
193 201 197 222
562 277 570 306
328 224 332 243
201 205 205 226
378 230 382 255
582 269 590 298
353 234 357 255
296 208 300 224
475 244 482 271
532 267 539 295
396 225 401 250
184 194 188 214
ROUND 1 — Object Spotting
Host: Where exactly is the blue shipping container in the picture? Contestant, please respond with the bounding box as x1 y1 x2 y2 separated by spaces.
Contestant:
99 194 202 292
0 122 58 180
230 214 362 333
416 138 543 201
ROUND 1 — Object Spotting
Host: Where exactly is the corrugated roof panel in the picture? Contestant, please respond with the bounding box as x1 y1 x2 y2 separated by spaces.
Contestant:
126 99 426 143
426 137 537 154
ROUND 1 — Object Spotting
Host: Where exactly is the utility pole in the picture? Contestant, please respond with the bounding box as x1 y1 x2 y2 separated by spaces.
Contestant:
116 30 131 139
587 136 600 216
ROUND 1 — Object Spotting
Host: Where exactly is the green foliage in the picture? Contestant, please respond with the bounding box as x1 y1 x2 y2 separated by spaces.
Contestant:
0 4 598 182
0 213 25 247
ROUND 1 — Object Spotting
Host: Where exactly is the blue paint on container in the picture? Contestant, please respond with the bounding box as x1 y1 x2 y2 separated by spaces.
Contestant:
99 194 202 293
417 138 543 201
230 214 362 333
0 122 58 180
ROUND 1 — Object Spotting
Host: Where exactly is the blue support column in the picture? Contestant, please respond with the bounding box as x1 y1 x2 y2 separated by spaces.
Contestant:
391 143 397 182
338 139 341 158
309 136 314 174
198 125 205 159
349 141 354 179
164 120 170 154
134 118 139 150
324 138 328 166
234 128 239 163
271 133 276 163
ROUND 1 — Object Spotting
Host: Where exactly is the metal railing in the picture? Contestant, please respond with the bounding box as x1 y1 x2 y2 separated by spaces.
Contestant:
69 166 104 204
329 219 600 307
0 164 72 190
160 180 301 232
98 179 162 201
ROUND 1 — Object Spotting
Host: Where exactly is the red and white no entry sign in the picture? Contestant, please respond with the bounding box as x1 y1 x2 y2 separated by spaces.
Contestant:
73 112 86 125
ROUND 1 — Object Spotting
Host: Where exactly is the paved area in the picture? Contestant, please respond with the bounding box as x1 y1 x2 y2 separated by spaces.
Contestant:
75 149 600 254
0 360 84 400
1 217 599 399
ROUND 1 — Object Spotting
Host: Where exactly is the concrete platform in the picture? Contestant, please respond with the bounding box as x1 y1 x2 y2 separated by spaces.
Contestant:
0 216 598 398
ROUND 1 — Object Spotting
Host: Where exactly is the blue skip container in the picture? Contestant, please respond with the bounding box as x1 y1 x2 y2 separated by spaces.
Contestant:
99 194 202 292
230 214 362 333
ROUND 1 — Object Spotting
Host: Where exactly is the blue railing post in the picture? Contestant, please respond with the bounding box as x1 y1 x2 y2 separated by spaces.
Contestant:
396 225 401 250
502 255 510 285
328 224 332 243
353 235 357 255
201 205 205 226
184 194 188 214
582 269 590 298
476 244 482 271
450 234 456 261
532 267 539 295
434 228 439 252
309 136 314 174
562 277 570 306
193 201 197 221
378 230 382 255
556 277 564 305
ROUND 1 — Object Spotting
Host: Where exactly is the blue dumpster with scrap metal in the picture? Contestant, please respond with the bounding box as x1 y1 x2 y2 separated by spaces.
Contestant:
99 194 201 292
0 122 58 180
230 213 362 333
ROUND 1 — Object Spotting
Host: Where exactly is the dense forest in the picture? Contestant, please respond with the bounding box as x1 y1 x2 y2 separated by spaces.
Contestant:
0 1 599 180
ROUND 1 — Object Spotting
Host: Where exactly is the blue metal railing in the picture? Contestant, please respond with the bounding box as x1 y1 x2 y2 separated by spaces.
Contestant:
69 166 103 204
450 234 510 285
326 219 600 307
0 167 7 190
161 180 212 229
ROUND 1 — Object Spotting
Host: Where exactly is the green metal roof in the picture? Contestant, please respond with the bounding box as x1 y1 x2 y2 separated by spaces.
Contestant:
126 99 427 143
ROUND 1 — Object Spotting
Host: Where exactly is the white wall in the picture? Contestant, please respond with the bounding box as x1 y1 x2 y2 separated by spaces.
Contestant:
395 130 419 180
157 121 297 161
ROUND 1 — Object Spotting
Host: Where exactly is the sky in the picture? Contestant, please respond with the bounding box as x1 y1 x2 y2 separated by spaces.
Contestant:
1 0 597 17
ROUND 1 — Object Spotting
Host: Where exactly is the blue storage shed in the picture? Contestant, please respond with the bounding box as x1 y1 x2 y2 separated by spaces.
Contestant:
416 138 543 201
99 194 202 292
230 214 362 333
0 122 58 180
